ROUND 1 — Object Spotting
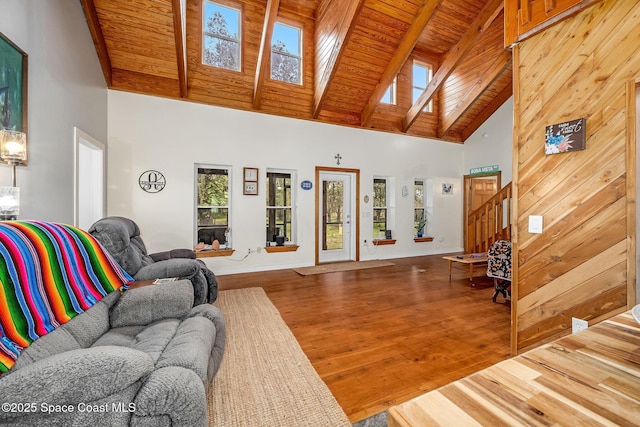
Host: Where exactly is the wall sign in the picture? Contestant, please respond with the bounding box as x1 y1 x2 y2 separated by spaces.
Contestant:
545 118 586 155
470 165 499 176
139 170 166 193
301 180 313 190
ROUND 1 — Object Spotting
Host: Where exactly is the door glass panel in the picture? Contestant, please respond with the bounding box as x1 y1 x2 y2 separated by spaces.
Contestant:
323 180 343 250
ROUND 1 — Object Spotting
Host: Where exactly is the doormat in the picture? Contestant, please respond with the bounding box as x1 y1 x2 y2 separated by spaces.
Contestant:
292 260 395 276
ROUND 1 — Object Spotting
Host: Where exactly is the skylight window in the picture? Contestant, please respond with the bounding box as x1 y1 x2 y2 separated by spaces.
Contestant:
271 22 302 85
203 1 241 71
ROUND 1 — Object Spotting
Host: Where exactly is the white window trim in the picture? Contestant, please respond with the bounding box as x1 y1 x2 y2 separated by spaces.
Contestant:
202 0 242 71
194 163 233 246
266 168 297 243
373 176 392 237
271 22 303 85
412 61 433 113
414 178 433 236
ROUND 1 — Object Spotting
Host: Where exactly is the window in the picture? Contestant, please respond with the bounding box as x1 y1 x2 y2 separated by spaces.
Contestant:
381 77 397 105
196 166 230 247
266 170 295 244
373 178 387 238
414 179 433 237
412 61 432 112
203 1 241 71
271 22 302 85
414 180 425 235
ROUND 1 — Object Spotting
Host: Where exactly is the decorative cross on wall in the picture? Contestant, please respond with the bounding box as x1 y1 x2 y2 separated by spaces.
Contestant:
335 153 342 165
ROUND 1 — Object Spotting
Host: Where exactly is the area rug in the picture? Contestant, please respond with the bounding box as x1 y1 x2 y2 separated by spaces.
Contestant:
292 260 395 276
208 287 351 426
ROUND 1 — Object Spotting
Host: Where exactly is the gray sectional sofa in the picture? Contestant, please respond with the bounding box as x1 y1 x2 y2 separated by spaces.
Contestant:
0 279 226 426
89 216 219 305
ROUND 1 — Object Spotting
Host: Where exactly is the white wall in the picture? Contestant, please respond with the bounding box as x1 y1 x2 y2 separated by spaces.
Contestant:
108 91 471 274
463 97 514 184
0 0 107 222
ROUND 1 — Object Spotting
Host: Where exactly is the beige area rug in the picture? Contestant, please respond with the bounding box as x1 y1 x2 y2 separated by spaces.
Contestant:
208 287 351 426
292 260 395 276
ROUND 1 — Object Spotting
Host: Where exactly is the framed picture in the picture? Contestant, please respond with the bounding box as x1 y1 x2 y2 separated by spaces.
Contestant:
243 167 258 195
545 118 586 155
244 181 258 195
0 32 28 135
244 167 258 182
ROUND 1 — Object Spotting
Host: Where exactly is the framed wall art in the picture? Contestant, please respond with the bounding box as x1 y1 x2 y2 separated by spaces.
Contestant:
243 167 258 195
545 118 586 155
0 32 28 134
244 181 258 195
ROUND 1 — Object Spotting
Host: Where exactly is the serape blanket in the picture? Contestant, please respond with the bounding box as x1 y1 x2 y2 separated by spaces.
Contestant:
0 221 133 374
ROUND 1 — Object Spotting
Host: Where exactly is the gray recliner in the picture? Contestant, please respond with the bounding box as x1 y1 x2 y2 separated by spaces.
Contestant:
89 216 218 304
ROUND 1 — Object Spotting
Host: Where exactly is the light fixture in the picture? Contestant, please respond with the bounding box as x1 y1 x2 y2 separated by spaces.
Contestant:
0 129 27 187
0 130 27 220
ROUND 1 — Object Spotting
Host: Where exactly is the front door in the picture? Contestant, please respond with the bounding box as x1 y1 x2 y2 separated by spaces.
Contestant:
317 169 358 263
463 172 501 252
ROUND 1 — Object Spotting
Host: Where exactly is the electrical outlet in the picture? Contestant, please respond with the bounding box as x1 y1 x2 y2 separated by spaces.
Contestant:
364 239 368 246
247 248 253 255
572 317 588 334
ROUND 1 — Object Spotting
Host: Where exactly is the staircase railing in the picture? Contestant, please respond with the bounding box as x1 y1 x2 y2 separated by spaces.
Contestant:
466 182 512 253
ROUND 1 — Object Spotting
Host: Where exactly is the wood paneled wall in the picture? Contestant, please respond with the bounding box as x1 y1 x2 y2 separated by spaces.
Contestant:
512 0 638 353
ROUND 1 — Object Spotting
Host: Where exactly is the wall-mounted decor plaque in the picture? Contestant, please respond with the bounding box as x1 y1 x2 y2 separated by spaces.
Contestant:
545 118 586 155
139 170 166 193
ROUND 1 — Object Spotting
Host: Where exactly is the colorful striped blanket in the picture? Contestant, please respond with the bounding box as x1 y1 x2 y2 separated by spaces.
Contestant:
0 221 133 374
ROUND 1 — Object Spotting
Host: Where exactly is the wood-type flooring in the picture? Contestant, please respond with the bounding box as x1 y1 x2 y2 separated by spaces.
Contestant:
217 254 511 423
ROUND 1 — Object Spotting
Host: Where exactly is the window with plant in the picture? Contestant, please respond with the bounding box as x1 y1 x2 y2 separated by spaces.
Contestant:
414 180 426 236
203 1 241 71
373 178 387 238
196 166 230 246
266 170 295 244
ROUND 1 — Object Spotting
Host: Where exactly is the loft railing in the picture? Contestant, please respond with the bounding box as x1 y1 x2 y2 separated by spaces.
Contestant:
467 182 512 253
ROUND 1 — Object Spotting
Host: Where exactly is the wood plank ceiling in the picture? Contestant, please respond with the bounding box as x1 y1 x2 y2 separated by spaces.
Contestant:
80 0 513 143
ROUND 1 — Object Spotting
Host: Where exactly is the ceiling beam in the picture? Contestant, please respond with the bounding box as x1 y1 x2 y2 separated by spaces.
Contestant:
360 0 442 128
171 0 188 98
313 0 366 119
253 0 281 109
402 0 504 132
439 49 512 137
79 0 112 86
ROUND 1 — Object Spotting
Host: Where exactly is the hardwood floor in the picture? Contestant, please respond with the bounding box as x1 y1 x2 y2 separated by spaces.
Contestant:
217 254 511 423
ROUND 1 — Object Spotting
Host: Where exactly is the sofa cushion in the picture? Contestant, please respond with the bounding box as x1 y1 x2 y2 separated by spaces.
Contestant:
10 292 119 371
88 216 154 275
110 280 194 328
93 319 181 364
156 316 216 383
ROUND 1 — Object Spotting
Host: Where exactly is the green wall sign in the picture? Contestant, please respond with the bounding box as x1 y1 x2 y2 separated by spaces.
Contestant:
470 165 499 175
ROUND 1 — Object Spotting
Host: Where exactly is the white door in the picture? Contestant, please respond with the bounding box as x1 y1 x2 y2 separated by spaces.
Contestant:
318 171 356 263
74 128 105 230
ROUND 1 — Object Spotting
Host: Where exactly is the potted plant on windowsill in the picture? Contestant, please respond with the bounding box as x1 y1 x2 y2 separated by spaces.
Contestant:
416 218 427 238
